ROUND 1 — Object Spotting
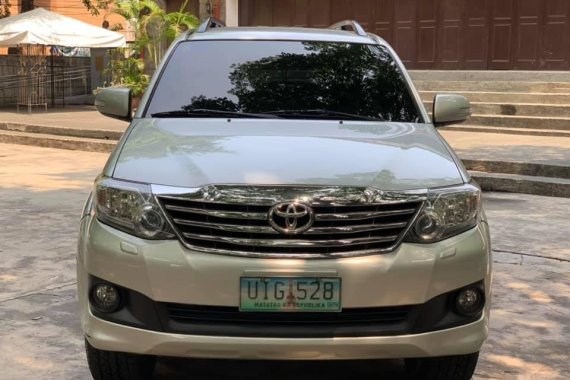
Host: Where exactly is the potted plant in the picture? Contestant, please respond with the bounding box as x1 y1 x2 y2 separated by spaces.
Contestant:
96 50 148 111
116 55 148 110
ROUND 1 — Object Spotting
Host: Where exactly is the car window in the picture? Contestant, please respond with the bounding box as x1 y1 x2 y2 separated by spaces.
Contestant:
145 40 422 122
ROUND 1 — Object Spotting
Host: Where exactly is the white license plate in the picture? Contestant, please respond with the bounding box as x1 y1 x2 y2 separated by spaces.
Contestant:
239 277 341 312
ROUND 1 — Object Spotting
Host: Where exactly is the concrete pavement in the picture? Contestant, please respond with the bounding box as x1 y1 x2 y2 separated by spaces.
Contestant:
440 130 570 168
440 130 570 197
0 144 568 379
0 106 128 132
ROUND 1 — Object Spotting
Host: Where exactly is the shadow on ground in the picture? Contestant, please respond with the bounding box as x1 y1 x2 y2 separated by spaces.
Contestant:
155 357 406 379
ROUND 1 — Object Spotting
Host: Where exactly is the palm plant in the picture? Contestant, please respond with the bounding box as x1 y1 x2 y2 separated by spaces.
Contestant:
139 0 199 68
103 0 198 97
112 0 148 50
113 0 198 69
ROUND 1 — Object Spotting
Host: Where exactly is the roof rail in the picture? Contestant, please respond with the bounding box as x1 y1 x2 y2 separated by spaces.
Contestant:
328 20 367 37
197 17 226 33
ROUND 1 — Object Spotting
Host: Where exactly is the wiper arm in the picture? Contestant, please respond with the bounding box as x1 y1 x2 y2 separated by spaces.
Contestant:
261 109 383 121
151 109 281 119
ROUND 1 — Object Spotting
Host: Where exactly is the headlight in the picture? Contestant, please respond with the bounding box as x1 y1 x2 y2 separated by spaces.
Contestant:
405 183 481 243
94 176 174 239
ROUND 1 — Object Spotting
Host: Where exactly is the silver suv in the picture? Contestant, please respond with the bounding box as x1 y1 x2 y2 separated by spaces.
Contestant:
79 19 491 380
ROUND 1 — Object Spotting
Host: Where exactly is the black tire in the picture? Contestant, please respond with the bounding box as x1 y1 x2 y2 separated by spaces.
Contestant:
405 352 479 380
85 339 157 380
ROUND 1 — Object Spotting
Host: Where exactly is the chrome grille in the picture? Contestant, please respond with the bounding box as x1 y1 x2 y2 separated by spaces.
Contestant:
157 187 423 258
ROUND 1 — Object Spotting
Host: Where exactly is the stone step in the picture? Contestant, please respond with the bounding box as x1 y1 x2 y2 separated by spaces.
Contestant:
468 114 570 130
414 80 570 93
440 125 570 138
0 130 116 153
423 102 570 117
0 122 123 140
464 159 570 180
419 91 570 104
470 171 570 198
410 70 570 82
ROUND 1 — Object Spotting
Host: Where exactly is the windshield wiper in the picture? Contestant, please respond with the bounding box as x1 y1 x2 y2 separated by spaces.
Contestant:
151 109 281 119
261 109 383 121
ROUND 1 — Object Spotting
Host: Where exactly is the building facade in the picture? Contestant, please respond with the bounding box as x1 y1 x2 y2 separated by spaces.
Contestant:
4 0 124 29
236 0 570 70
2 0 567 71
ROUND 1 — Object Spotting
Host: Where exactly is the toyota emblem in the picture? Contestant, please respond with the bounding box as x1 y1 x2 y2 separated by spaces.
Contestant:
268 202 314 235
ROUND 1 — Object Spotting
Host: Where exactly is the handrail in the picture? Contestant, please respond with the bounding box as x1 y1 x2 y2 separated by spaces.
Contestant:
329 20 367 37
197 17 226 33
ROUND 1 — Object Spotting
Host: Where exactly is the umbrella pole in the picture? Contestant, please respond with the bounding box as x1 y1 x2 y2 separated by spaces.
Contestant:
51 47 55 108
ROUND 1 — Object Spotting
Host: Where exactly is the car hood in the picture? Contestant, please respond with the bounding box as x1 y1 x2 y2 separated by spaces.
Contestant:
112 119 465 191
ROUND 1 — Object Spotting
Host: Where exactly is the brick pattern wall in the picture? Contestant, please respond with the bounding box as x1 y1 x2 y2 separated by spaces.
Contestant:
4 0 203 37
8 0 125 29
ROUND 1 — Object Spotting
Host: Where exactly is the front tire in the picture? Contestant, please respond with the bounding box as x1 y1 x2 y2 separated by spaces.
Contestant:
405 352 479 380
85 339 156 380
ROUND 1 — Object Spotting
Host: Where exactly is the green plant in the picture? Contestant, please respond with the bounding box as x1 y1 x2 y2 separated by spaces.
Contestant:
89 0 198 96
105 50 149 97
82 0 113 17
107 0 199 68
139 0 199 68
0 0 11 19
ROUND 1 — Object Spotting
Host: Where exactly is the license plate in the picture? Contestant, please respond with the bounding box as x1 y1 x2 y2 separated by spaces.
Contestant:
239 277 341 312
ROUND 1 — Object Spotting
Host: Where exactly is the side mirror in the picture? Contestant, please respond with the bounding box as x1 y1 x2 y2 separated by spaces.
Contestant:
94 88 132 121
432 93 471 126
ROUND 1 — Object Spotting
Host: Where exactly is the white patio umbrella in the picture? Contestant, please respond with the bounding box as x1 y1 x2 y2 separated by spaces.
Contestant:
0 8 126 111
0 7 126 48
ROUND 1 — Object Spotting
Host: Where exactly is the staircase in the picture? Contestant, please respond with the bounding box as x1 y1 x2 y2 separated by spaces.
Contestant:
0 122 119 153
411 70 570 137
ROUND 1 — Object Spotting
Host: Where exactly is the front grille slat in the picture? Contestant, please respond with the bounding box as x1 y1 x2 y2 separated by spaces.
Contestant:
173 219 279 234
315 208 416 221
308 222 407 234
172 219 408 235
158 189 422 257
182 232 399 247
164 204 267 220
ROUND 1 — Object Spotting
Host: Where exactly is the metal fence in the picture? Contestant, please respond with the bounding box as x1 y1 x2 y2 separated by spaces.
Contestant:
0 45 92 111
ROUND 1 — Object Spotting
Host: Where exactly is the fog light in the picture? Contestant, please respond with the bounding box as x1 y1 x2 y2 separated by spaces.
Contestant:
91 283 121 313
455 287 484 316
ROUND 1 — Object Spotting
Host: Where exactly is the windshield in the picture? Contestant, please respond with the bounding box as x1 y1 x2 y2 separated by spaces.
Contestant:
145 40 422 122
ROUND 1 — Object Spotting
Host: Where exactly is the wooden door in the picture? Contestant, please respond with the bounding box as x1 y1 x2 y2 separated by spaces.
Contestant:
238 0 570 70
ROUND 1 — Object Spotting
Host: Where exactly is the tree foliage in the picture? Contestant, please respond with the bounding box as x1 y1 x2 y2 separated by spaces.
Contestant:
82 0 113 17
227 42 420 121
86 0 199 96
104 50 149 97
133 0 199 68
0 0 11 19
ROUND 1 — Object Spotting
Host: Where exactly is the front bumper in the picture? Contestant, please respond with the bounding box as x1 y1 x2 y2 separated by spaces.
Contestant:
77 217 491 359
85 310 487 360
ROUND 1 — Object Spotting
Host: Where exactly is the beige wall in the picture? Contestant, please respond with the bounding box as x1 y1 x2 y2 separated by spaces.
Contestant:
8 0 125 29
